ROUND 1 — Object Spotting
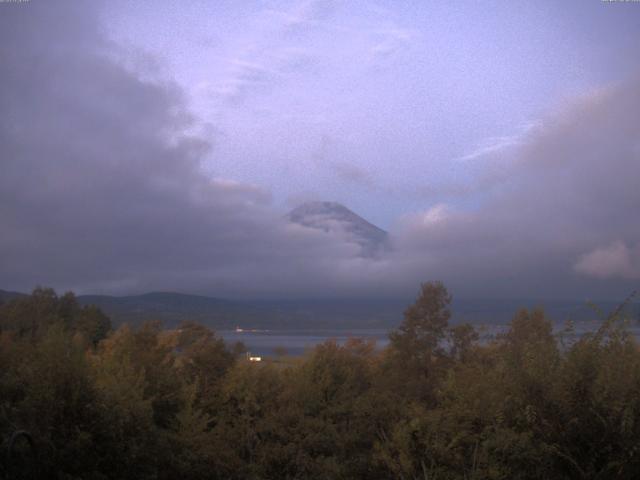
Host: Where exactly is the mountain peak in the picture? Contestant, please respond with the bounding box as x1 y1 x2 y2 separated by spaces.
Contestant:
287 201 389 257
288 201 351 216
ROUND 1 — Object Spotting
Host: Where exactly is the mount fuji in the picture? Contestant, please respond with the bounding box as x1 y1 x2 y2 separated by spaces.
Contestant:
286 201 389 257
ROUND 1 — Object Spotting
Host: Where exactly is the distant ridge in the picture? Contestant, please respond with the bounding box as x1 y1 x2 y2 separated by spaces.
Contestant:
0 288 402 328
2 288 637 331
79 291 230 310
287 201 389 257
75 291 233 326
0 289 27 304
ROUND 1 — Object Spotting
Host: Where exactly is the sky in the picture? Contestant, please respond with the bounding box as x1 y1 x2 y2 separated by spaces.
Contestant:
1 0 640 300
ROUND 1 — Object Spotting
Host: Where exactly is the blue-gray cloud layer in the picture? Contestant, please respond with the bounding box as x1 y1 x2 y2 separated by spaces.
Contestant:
1 1 639 300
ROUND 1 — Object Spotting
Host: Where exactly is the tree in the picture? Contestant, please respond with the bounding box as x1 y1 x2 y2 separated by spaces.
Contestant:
382 281 453 411
389 282 450 366
0 288 111 345
449 322 479 363
390 281 452 356
76 305 112 346
175 321 236 413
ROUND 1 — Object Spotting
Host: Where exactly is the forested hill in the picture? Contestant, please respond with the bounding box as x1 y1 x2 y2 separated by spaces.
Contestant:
76 292 235 327
0 289 26 303
0 289 405 329
2 288 638 330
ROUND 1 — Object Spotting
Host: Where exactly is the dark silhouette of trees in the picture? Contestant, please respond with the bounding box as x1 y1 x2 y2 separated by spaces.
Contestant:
1 284 639 479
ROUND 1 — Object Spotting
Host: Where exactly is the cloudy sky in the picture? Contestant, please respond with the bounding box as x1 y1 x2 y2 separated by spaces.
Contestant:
1 0 639 300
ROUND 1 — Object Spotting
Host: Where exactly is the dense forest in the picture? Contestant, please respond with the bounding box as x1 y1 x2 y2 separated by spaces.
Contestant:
1 283 639 479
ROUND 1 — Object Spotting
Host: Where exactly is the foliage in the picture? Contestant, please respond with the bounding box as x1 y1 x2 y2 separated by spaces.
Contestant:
1 285 639 479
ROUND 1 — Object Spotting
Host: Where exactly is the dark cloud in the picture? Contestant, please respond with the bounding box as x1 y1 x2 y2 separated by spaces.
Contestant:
0 1 368 298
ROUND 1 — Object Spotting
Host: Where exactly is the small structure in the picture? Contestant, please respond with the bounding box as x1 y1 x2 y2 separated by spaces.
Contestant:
246 352 262 362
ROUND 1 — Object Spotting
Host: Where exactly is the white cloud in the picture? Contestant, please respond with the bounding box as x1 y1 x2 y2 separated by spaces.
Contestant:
456 122 541 163
575 241 640 280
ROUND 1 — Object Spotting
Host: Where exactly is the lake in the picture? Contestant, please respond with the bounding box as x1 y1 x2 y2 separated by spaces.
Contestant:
219 328 390 357
219 321 640 357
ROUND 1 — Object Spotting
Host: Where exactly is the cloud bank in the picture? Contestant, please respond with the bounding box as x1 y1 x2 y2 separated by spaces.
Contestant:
389 80 640 298
1 1 639 300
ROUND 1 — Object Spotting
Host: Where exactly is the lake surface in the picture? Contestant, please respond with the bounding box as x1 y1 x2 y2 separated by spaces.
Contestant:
220 321 640 357
219 328 390 356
